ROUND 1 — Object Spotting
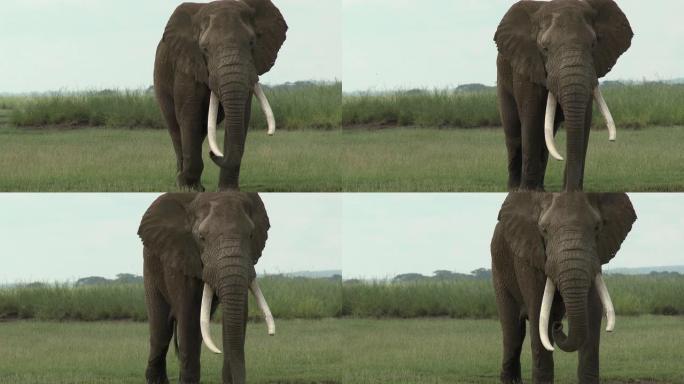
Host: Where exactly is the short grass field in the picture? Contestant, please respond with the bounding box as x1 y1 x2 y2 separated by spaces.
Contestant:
340 126 684 192
1 316 682 384
1 126 682 192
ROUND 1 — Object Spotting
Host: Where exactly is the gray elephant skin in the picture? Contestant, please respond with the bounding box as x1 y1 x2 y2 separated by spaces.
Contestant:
154 0 287 191
495 0 632 191
139 192 272 384
491 192 636 383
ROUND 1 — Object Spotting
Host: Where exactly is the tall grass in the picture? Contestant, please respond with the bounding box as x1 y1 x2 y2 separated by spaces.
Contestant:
342 82 684 129
2 275 681 321
8 82 341 130
0 276 342 322
341 275 684 319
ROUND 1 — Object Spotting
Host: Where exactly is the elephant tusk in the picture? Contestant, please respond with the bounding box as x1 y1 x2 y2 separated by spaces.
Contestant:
200 284 222 354
207 91 224 157
595 273 615 332
539 277 556 352
253 83 276 136
594 86 617 142
544 92 564 161
249 278 275 336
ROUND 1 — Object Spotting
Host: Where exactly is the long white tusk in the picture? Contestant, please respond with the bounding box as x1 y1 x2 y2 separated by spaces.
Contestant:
253 83 276 136
249 278 275 335
200 284 222 354
207 92 223 157
594 86 617 142
544 92 564 161
539 277 556 352
595 274 615 332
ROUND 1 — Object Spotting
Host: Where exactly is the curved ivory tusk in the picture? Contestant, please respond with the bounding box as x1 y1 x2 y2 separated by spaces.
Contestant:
207 92 223 157
249 278 275 335
544 92 564 161
595 274 615 332
539 277 556 352
200 284 222 354
594 86 616 142
253 83 276 136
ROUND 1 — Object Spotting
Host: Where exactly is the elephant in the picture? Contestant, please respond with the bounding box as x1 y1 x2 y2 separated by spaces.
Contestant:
138 192 275 384
494 0 633 191
154 0 288 191
491 192 636 383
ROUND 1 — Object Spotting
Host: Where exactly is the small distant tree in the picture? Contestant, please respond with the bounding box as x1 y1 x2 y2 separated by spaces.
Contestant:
471 268 492 279
433 270 455 279
393 273 425 283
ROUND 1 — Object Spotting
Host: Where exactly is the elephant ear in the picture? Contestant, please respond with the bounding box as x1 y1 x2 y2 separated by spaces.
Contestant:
244 193 270 264
497 192 547 271
494 1 546 85
242 0 288 75
586 0 633 78
138 193 203 279
160 3 208 83
590 193 636 265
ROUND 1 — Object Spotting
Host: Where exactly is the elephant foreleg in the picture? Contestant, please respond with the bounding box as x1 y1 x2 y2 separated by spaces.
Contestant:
144 284 173 384
498 87 522 191
157 91 184 176
577 286 602 384
494 285 525 384
515 84 547 191
174 80 208 191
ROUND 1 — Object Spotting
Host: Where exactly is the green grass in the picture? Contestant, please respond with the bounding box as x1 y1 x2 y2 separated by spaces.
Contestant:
0 125 681 191
0 319 342 384
3 275 681 322
342 83 684 129
342 275 684 319
340 126 684 192
341 317 684 383
0 317 681 383
0 127 343 192
9 82 341 131
0 276 342 322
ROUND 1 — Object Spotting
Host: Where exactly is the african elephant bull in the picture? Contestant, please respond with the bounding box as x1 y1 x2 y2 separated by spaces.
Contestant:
495 0 633 191
154 0 288 191
139 192 275 384
491 192 636 383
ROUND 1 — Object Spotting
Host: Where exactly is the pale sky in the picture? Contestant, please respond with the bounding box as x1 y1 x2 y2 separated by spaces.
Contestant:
343 0 684 92
0 0 341 93
0 193 342 283
1 193 682 283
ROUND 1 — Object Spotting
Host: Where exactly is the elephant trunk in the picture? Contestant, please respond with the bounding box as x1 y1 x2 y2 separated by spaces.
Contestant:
217 243 249 384
549 244 595 352
545 49 597 191
207 52 256 190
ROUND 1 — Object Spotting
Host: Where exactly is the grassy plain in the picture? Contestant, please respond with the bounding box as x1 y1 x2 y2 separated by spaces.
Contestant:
1 317 682 383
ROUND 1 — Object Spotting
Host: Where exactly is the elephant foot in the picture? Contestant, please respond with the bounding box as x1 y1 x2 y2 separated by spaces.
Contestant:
176 177 205 192
500 374 523 384
145 371 169 384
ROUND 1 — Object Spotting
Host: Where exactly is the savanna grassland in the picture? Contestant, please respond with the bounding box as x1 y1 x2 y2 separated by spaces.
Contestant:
1 275 682 383
1 317 682 384
1 82 683 191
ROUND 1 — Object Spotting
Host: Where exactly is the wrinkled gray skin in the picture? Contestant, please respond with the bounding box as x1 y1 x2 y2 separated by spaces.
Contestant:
154 0 287 191
139 192 269 384
491 192 635 383
495 0 632 191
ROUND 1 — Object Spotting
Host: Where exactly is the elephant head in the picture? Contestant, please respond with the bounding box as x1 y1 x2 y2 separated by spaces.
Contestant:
495 0 633 190
162 0 287 188
138 192 273 383
497 192 636 352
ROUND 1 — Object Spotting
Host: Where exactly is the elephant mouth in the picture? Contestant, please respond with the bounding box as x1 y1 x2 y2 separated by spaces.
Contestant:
206 83 277 160
199 279 275 354
538 273 615 352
